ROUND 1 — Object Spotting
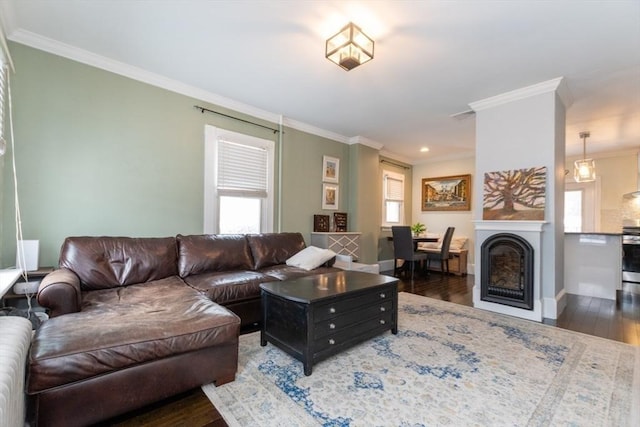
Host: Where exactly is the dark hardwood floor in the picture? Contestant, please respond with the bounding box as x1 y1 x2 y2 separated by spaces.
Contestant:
106 272 640 427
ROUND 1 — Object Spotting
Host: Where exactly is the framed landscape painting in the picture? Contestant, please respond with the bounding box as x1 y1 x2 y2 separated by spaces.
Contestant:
421 174 471 211
483 166 546 220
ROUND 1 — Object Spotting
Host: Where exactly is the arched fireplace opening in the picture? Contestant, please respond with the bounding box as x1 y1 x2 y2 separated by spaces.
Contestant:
481 233 534 310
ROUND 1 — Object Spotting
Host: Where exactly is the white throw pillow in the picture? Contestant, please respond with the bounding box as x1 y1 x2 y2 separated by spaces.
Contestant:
286 246 336 271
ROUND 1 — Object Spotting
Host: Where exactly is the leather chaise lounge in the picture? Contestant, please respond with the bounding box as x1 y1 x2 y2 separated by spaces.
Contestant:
27 232 339 426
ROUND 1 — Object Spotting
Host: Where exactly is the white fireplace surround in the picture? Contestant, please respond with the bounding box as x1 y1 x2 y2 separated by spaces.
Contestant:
473 221 546 322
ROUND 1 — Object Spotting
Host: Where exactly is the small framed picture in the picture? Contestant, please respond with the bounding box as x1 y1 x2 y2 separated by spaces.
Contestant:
333 212 348 232
322 183 339 210
322 155 340 183
313 214 330 232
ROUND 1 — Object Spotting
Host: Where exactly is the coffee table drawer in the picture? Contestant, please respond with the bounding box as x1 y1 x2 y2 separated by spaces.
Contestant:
313 312 394 350
314 300 393 338
314 285 394 321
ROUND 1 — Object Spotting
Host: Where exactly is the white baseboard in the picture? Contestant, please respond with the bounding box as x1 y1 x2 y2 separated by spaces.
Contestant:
543 289 567 320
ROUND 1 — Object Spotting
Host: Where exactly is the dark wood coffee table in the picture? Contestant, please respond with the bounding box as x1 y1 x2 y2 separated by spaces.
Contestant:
260 270 399 375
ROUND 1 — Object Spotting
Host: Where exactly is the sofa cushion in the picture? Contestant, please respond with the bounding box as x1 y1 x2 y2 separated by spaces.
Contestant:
28 276 239 393
177 234 254 277
58 236 178 291
183 270 276 305
246 232 306 270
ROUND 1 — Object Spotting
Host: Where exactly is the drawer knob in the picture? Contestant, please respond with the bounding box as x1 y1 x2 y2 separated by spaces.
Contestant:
329 323 336 329
380 293 386 298
329 339 335 345
380 307 386 312
380 319 386 325
329 307 336 314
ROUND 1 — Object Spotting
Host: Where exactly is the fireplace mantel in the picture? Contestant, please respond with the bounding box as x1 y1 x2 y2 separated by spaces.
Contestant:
473 220 547 233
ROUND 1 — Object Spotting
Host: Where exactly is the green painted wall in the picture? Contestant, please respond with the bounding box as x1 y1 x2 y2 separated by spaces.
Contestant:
1 43 352 267
280 127 350 239
348 143 384 264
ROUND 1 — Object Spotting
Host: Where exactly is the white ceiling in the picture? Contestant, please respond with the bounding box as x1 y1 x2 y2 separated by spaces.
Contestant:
1 0 639 164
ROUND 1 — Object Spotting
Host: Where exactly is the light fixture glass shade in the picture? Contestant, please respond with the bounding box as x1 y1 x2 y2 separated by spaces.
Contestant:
574 158 596 182
326 22 374 71
574 131 595 182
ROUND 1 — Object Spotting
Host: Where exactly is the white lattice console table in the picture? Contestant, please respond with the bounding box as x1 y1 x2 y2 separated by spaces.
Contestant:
310 232 361 262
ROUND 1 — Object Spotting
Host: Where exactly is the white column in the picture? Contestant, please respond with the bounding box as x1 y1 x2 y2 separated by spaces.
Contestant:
469 78 572 320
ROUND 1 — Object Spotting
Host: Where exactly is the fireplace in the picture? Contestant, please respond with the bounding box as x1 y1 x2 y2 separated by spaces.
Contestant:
481 233 534 310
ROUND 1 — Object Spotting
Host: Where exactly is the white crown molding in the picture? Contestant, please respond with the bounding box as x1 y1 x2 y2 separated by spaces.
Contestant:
469 77 573 112
281 116 350 144
8 29 354 146
555 78 573 109
348 136 384 150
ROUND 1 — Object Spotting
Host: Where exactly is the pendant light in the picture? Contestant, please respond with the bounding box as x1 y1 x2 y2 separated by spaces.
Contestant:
574 131 596 182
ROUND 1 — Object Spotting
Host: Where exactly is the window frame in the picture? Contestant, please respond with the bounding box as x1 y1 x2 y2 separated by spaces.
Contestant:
204 125 274 234
382 169 405 227
564 178 599 232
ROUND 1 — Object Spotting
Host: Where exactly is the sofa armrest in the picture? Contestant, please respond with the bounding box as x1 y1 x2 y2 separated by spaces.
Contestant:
37 268 82 317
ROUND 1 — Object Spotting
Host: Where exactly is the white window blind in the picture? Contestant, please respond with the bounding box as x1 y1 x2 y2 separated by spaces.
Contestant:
382 170 405 226
385 175 404 201
217 139 268 198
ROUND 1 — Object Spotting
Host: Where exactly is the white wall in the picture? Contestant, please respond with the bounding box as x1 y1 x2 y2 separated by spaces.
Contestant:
412 156 475 273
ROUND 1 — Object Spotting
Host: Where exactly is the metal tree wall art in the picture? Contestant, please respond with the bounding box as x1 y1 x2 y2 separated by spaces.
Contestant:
483 167 546 220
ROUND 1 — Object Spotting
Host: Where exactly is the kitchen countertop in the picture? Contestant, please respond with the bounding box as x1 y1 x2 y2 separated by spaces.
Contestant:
564 232 622 236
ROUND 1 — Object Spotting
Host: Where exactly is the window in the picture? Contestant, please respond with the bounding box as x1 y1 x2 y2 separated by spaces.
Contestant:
204 126 274 234
564 180 597 232
382 170 404 226
564 189 582 232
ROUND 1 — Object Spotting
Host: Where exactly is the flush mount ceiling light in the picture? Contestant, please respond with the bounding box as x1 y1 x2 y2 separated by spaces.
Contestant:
325 22 374 71
574 131 596 182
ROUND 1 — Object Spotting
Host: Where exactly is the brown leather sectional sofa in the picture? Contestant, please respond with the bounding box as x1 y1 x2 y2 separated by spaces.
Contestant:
27 232 339 427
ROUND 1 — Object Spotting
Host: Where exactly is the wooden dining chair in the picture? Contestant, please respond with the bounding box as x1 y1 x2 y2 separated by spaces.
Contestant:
391 226 428 281
425 227 455 275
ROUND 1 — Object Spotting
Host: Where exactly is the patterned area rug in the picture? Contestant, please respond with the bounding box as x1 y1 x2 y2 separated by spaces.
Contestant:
202 292 640 426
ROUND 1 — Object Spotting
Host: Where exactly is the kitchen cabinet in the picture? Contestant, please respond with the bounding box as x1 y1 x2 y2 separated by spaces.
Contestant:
564 233 622 300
